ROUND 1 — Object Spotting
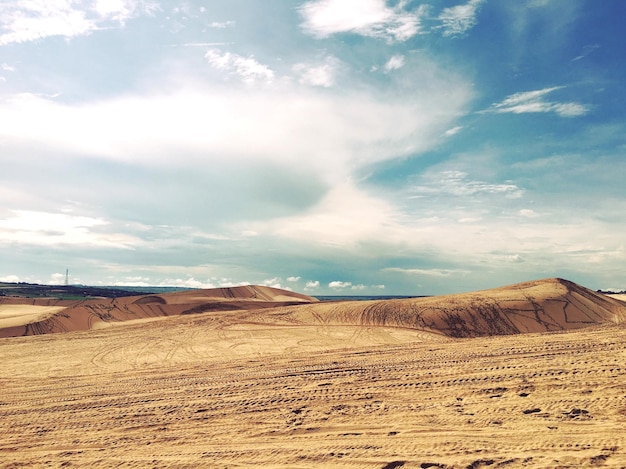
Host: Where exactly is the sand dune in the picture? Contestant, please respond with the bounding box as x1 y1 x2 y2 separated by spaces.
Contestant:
0 279 625 468
0 305 67 328
1 278 624 339
0 285 317 338
237 278 626 337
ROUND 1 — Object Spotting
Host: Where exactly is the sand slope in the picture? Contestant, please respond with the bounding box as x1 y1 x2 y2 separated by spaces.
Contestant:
238 278 626 338
0 285 317 338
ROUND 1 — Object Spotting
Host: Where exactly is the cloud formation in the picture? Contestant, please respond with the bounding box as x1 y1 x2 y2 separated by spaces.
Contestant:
0 1 623 295
0 210 138 249
438 0 484 37
293 56 341 87
0 0 157 45
485 87 589 117
410 171 524 198
329 281 352 289
383 267 468 277
299 0 425 42
0 57 471 183
205 49 275 84
383 54 405 72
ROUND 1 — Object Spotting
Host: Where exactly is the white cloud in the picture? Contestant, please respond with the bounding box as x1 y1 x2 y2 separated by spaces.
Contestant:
287 276 301 282
519 209 538 218
438 0 484 37
411 170 524 198
159 278 217 289
329 281 352 289
0 0 157 45
262 277 282 288
293 56 341 87
383 54 405 72
572 44 600 62
0 275 20 283
205 49 275 84
299 0 425 42
0 64 471 184
182 42 229 47
0 2 94 45
485 86 589 117
94 0 145 23
305 280 320 289
257 182 405 248
48 272 68 285
0 210 139 249
208 20 235 29
443 125 463 137
552 102 589 117
351 284 366 291
383 267 468 277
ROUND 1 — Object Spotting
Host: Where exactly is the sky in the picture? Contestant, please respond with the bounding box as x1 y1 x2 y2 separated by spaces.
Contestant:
0 0 625 295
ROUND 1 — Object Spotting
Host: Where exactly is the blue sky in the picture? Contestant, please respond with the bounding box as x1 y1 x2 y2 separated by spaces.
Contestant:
1 0 625 295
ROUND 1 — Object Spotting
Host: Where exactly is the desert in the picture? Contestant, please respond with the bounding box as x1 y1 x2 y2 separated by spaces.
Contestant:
0 278 625 468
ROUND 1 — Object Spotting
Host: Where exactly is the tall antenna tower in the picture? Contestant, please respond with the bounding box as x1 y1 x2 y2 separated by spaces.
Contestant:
65 269 69 286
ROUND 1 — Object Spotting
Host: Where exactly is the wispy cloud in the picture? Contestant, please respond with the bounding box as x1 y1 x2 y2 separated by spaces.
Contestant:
293 55 342 87
484 86 589 117
0 55 471 181
329 280 352 289
443 126 463 137
205 49 275 84
181 42 230 47
208 20 235 29
410 171 524 198
0 0 157 45
383 267 469 277
258 183 405 248
299 0 426 42
572 44 599 62
383 54 405 72
438 0 484 37
0 210 139 249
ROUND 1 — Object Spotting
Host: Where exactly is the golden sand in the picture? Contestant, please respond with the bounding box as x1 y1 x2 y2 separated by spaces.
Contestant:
0 279 624 467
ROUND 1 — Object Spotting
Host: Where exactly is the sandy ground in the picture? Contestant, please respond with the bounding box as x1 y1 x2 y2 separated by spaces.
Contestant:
1 302 625 468
0 305 66 328
608 293 626 302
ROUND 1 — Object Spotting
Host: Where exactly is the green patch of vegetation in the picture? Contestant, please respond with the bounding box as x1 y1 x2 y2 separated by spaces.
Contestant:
0 283 152 300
